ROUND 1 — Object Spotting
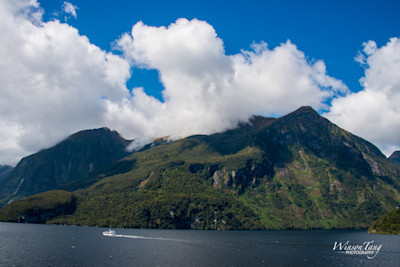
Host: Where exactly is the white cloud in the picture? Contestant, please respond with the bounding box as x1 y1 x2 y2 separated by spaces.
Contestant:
326 38 400 156
0 0 130 165
0 1 350 166
62 1 78 19
112 18 348 145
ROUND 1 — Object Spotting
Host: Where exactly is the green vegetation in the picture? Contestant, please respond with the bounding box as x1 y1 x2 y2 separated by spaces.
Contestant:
0 190 76 223
1 107 400 230
369 208 400 234
51 191 262 230
49 141 267 229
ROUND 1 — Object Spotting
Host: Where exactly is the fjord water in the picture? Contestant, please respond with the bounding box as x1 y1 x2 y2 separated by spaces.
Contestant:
1 223 399 266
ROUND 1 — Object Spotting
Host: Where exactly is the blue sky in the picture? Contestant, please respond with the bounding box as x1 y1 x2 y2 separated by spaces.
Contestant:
0 0 399 165
40 0 399 100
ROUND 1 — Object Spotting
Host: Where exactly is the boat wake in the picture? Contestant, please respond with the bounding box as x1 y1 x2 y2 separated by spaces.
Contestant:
113 234 184 241
103 230 184 242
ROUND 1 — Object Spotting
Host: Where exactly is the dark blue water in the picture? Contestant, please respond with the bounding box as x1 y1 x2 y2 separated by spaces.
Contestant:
0 222 399 266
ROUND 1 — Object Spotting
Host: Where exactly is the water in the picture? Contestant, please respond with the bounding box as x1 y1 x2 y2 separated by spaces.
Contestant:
0 222 399 266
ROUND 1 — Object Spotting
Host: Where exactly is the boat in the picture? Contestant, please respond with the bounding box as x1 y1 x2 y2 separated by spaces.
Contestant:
102 229 116 236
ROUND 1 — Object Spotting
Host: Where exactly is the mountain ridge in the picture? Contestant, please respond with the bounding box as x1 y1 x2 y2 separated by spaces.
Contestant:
1 106 399 230
0 127 133 207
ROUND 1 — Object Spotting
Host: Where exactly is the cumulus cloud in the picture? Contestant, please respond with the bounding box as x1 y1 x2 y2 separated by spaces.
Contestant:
62 1 78 19
0 0 130 165
0 1 349 165
112 18 348 147
326 38 400 155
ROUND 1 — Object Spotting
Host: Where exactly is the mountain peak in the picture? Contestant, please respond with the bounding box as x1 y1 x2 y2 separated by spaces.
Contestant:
275 106 323 127
0 128 133 206
66 127 132 146
389 151 400 166
70 127 115 137
389 151 400 159
296 105 316 112
291 106 319 116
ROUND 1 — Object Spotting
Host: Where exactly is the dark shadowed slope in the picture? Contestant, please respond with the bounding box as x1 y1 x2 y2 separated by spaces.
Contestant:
0 128 132 207
389 151 400 167
0 165 13 182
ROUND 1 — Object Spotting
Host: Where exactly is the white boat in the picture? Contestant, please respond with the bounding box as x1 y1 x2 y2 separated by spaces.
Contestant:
102 229 116 236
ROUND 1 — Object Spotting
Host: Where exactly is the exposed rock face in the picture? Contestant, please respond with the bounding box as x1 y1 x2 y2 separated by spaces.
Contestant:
213 168 226 189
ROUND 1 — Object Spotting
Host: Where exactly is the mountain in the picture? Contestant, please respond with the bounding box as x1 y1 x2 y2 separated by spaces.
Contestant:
389 151 400 166
369 207 400 234
0 165 13 182
0 128 132 207
1 107 400 230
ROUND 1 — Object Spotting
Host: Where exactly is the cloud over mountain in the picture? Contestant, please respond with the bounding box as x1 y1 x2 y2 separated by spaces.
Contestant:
326 38 400 155
111 18 347 148
0 0 397 165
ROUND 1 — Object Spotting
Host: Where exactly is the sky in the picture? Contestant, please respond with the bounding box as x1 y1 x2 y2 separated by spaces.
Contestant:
0 0 399 166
